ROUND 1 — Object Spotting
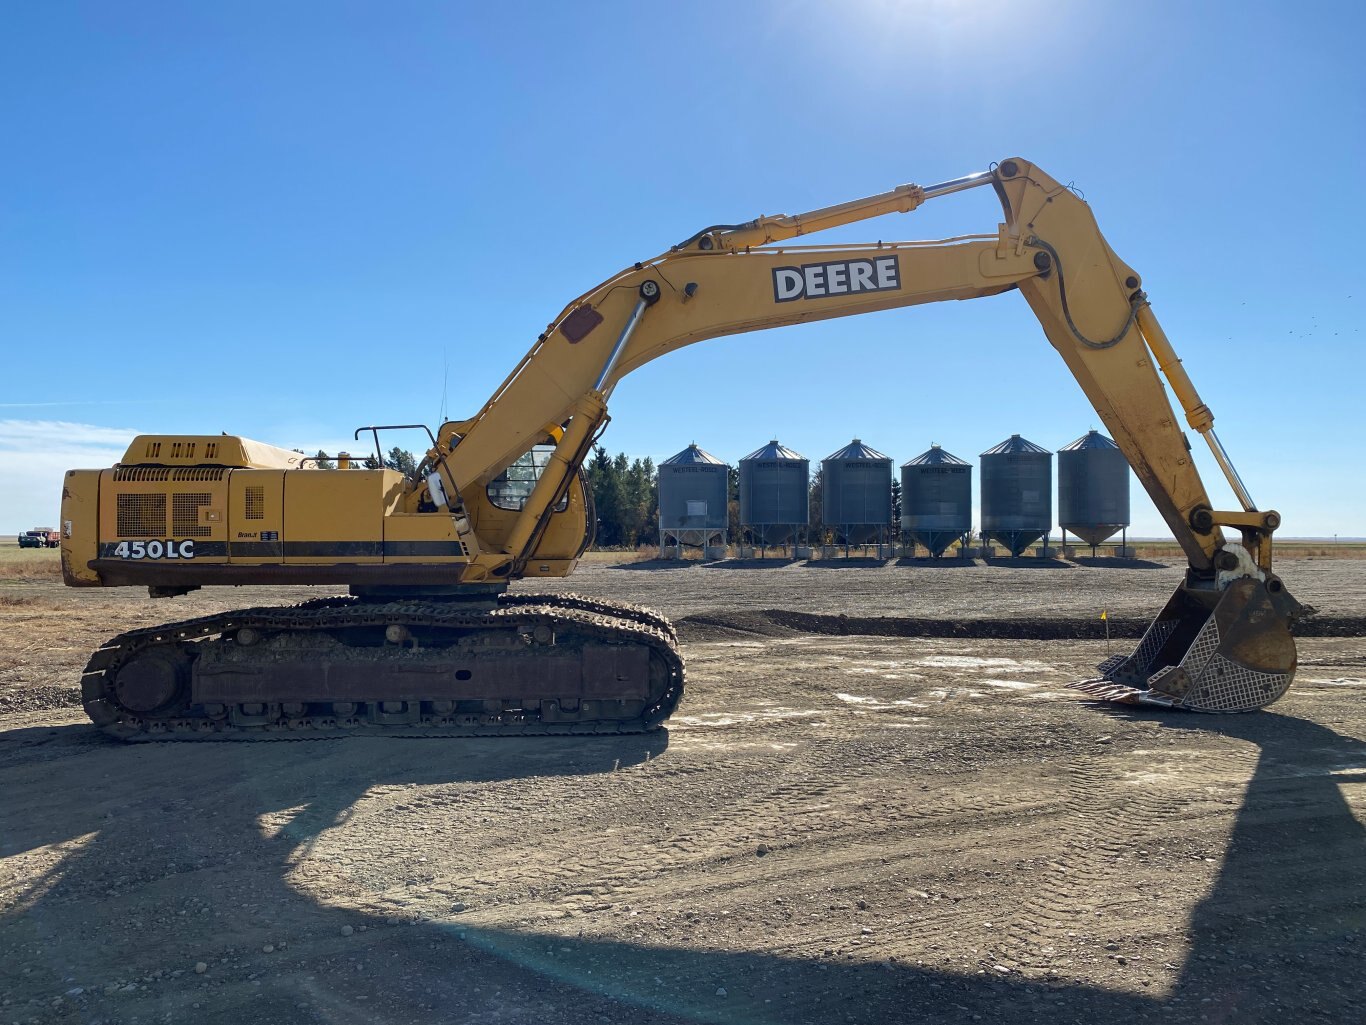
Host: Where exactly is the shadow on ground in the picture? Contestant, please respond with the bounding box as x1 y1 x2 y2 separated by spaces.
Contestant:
703 559 801 571
893 557 976 569
611 559 702 571
799 558 890 570
1069 556 1168 570
1 710 1362 1024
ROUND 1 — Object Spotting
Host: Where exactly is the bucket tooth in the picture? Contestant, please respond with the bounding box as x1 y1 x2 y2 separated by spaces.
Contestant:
1070 572 1300 714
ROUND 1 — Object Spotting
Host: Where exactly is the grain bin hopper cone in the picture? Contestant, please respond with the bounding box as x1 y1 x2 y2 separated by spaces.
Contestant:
1072 562 1301 712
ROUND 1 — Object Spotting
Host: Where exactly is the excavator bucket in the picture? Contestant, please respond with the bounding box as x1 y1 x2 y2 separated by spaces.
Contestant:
1071 575 1301 712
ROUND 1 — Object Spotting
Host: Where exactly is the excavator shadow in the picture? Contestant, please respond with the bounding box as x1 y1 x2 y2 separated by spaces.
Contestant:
0 724 670 1020
1089 703 1366 1015
3 706 1362 1023
0 728 669 859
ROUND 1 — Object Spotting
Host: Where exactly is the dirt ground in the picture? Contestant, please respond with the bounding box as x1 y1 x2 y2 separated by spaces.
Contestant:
1 557 1363 1024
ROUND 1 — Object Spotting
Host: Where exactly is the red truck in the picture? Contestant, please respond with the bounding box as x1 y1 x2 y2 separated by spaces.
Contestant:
18 528 60 549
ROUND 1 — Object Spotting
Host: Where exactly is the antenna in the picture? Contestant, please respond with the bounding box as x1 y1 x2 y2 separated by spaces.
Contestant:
439 347 449 425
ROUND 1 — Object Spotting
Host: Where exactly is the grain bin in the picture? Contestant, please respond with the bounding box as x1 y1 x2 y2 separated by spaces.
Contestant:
901 444 972 557
658 443 729 555
1058 430 1131 554
821 439 892 546
980 434 1052 557
739 440 809 546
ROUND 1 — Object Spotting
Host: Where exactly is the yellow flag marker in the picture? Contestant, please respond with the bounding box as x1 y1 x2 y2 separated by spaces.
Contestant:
1101 609 1110 650
1100 610 1108 621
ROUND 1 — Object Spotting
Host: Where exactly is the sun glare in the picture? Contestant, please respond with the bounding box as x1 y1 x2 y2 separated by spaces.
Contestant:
789 0 1067 74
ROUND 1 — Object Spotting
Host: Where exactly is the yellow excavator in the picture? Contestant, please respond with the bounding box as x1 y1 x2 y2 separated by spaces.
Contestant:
60 158 1301 739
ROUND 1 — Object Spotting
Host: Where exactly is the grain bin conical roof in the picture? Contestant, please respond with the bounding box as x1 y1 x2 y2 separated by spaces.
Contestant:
1060 430 1119 452
662 443 727 466
981 433 1051 456
823 438 890 462
741 439 806 462
902 444 968 468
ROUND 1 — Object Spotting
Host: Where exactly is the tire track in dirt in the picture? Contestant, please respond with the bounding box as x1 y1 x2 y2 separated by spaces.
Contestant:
483 788 1067 966
993 746 1256 975
468 731 857 916
405 706 1052 940
479 713 1072 959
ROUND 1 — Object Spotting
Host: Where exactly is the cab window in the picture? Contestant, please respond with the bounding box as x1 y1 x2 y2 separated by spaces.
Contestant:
486 446 569 512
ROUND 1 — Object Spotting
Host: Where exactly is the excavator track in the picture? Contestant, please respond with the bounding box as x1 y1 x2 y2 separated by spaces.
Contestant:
80 593 684 741
499 591 678 644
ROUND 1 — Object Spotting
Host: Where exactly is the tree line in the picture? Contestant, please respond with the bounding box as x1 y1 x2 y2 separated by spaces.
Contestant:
304 447 419 477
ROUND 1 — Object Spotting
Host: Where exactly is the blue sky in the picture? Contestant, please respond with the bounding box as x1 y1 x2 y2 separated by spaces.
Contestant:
2 1 1363 537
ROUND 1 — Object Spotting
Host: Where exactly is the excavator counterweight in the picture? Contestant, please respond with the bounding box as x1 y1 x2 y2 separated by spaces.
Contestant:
61 158 1301 737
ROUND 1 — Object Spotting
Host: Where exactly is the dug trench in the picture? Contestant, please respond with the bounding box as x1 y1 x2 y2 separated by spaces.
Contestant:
675 608 1366 642
0 558 1363 1023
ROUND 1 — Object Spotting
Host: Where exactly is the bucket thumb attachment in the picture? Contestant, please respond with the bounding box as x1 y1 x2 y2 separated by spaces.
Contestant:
1071 573 1301 713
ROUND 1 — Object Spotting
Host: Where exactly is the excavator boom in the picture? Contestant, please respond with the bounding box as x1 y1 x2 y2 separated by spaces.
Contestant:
61 158 1301 738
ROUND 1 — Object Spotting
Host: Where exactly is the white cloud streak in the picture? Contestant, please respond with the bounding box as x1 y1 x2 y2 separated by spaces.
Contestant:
0 421 374 532
0 420 139 532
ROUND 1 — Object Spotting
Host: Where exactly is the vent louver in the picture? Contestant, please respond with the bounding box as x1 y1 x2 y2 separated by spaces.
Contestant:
113 467 172 482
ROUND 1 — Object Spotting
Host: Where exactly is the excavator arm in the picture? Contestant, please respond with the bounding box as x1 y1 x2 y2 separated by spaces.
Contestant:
432 158 1300 712
61 157 1301 736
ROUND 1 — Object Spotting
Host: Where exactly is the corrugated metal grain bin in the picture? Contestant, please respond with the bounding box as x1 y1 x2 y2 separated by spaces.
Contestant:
739 439 808 546
980 434 1052 557
658 443 729 549
821 439 892 545
901 444 971 557
1058 430 1130 551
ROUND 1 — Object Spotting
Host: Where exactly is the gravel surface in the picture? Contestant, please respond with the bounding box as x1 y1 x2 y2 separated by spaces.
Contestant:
528 554 1361 622
1 560 1362 1024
